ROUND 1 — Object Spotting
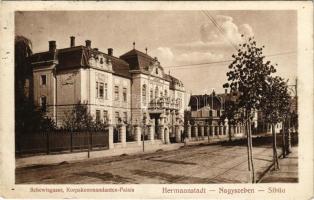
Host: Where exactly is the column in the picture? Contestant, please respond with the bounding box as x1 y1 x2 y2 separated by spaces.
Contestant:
199 124 205 140
219 124 223 136
187 122 192 141
194 124 199 140
159 125 165 143
165 128 170 144
148 124 155 143
230 125 234 136
119 123 126 147
205 123 209 137
210 125 214 137
224 125 228 136
134 124 141 145
175 124 181 143
213 125 216 136
108 124 114 149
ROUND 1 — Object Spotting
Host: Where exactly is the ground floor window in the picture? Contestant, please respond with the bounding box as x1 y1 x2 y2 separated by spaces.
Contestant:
96 110 101 122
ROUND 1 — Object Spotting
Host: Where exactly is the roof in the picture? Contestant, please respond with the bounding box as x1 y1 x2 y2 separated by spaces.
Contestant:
120 49 155 71
164 74 184 89
189 94 222 110
30 46 131 78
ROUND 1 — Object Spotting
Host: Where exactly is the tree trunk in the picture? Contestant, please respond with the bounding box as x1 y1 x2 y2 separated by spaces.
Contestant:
282 120 286 158
245 119 255 183
272 124 280 170
246 120 251 171
248 119 255 183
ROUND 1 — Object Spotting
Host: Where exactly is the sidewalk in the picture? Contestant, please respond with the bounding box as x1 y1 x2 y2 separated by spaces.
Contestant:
16 141 183 168
16 136 246 168
260 147 298 183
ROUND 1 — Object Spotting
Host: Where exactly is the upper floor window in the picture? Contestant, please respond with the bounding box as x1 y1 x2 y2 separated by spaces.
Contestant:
96 110 101 122
105 83 108 99
150 89 153 100
99 83 104 98
40 96 47 112
114 86 119 100
155 87 159 98
103 110 108 122
41 75 47 86
96 82 104 99
123 112 128 123
115 112 120 123
123 88 127 102
164 90 168 97
155 68 158 74
142 84 147 105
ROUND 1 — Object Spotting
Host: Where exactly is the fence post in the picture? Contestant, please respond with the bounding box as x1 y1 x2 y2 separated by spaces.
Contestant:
120 123 126 147
108 124 114 149
148 123 155 144
199 124 204 140
187 121 192 141
194 123 199 140
87 131 91 158
175 124 181 143
46 132 50 155
159 125 165 143
134 124 141 145
70 131 73 152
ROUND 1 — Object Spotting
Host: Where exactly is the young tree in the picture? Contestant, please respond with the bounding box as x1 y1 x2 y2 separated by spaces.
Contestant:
63 102 94 131
223 36 277 183
62 101 108 131
260 76 291 169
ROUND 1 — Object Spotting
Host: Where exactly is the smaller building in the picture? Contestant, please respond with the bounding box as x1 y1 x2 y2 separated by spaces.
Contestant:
188 91 224 126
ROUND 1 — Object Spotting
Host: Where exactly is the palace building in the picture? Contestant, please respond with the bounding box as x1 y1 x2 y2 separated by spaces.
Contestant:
30 37 186 131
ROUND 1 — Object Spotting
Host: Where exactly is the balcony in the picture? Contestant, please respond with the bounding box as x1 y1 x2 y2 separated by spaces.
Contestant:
148 97 179 111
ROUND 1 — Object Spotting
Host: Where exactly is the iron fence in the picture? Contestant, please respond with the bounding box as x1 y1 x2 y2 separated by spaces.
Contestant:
15 129 109 157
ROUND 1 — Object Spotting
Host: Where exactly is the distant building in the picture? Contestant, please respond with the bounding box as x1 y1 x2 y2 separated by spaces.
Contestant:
188 91 224 126
30 37 186 130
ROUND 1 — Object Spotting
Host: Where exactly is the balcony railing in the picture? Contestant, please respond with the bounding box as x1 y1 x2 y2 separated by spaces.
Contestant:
191 110 222 118
148 97 180 110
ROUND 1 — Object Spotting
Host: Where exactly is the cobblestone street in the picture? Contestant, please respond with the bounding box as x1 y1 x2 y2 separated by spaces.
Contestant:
16 139 292 184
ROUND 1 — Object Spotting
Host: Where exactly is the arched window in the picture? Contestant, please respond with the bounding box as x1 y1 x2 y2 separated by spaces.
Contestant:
155 86 159 98
150 89 153 100
142 84 147 105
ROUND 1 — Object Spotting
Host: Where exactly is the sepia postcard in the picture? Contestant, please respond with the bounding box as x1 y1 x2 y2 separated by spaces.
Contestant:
0 1 313 199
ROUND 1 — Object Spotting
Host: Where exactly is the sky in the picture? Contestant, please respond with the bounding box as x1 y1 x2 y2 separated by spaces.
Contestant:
15 11 297 94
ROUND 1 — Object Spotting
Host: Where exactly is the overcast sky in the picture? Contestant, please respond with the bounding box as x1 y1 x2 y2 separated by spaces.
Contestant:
15 11 297 94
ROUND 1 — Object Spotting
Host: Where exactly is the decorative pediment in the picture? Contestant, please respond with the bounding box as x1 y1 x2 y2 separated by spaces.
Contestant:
88 54 112 71
148 60 164 78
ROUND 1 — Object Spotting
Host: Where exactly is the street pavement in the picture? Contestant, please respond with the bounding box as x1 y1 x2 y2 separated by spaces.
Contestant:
16 139 298 184
260 147 298 183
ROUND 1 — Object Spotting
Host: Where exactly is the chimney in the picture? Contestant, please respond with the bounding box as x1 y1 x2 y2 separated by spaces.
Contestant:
85 40 91 48
70 36 75 47
108 48 113 56
49 40 56 52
